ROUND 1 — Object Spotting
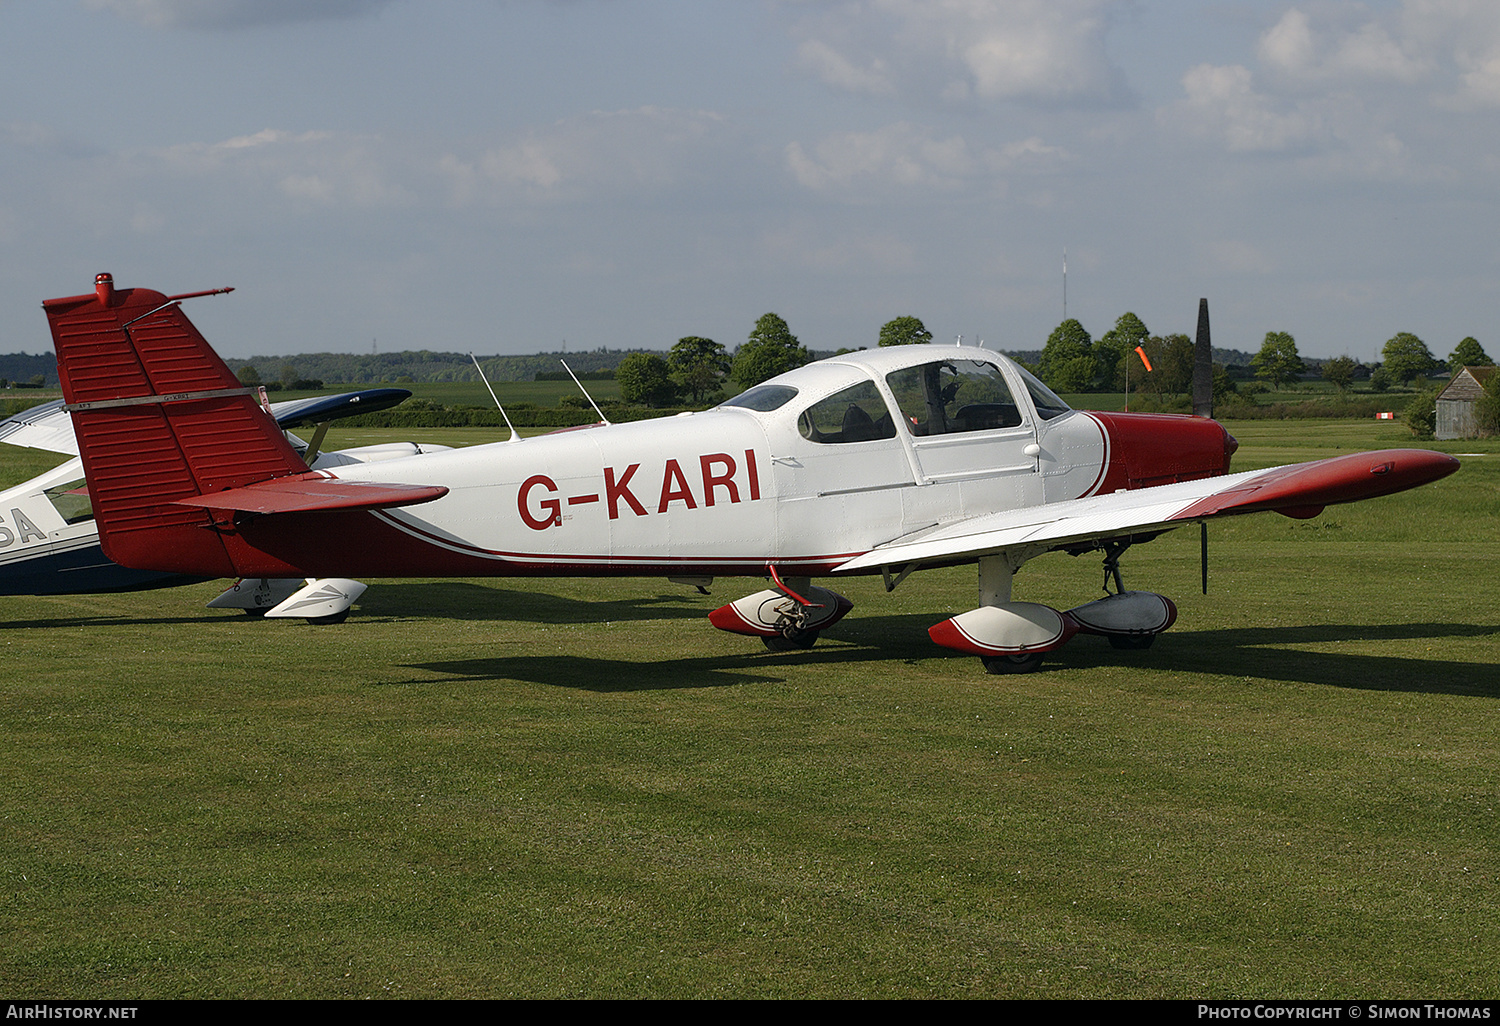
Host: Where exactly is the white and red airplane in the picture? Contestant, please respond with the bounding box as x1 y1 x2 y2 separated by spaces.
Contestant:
41 274 1457 672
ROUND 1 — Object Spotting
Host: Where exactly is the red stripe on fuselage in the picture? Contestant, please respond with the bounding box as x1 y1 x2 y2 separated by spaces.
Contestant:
218 507 865 580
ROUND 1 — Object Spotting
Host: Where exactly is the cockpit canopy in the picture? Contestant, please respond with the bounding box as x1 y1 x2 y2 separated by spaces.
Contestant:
720 347 1072 445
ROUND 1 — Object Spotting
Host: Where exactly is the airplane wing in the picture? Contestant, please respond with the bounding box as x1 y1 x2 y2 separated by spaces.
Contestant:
0 388 413 456
263 388 412 428
0 399 77 455
835 448 1459 573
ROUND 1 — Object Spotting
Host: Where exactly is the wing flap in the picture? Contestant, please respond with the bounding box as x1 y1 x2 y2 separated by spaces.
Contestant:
171 476 448 515
836 448 1458 573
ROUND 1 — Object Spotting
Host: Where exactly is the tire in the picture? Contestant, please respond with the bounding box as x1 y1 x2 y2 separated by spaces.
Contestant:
1107 633 1155 650
762 629 819 652
306 610 350 625
981 651 1045 674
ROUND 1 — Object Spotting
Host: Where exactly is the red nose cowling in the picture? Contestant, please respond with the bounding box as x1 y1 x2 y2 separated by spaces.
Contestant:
1089 412 1239 492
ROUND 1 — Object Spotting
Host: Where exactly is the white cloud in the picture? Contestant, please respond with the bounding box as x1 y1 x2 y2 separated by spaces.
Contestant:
1413 0 1500 107
794 37 894 96
785 123 976 191
85 0 394 29
1168 63 1322 153
790 0 1128 106
1254 3 1500 107
784 122 1070 200
1259 8 1424 84
438 107 734 205
141 128 408 206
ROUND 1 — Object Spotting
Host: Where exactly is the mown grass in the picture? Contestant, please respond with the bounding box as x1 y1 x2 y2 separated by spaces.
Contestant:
1 422 1496 998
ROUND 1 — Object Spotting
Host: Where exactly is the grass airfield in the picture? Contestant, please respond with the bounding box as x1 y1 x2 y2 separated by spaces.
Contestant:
2 421 1497 999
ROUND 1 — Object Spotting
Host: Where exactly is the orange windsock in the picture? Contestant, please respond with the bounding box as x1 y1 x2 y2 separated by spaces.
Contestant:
1134 345 1152 372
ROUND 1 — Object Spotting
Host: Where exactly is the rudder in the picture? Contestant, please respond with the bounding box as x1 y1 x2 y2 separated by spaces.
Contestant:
44 274 309 575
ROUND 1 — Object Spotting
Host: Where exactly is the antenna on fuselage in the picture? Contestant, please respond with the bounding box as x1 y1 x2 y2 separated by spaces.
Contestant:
562 359 611 426
470 353 522 443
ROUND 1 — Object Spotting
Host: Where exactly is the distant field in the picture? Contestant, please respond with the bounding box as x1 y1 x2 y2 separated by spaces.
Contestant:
1 419 1496 998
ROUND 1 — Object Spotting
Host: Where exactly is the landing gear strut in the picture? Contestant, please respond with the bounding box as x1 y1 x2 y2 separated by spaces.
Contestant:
928 553 1078 674
1067 540 1177 651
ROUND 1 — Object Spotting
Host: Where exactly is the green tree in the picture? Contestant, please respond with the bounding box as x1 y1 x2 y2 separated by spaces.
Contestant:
1097 312 1149 390
1136 334 1194 402
616 352 677 407
878 315 932 347
1382 332 1439 386
732 313 808 389
1252 331 1305 390
1475 369 1500 435
1038 319 1096 393
1449 337 1492 373
1212 364 1237 405
236 364 262 386
667 336 729 404
1402 383 1440 438
1321 355 1357 394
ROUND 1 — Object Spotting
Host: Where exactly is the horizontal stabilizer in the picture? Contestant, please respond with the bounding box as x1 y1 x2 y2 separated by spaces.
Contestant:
171 475 448 516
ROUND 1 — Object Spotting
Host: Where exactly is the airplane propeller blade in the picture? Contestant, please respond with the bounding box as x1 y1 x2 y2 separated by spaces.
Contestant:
1193 297 1214 419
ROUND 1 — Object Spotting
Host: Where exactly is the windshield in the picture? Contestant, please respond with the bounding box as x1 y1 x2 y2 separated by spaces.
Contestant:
1014 366 1072 421
722 384 799 412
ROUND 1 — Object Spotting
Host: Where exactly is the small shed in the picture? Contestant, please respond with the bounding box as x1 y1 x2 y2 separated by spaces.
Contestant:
1435 365 1496 439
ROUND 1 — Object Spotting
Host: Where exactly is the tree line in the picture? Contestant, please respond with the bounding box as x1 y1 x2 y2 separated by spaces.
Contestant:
1028 313 1492 402
613 313 950 407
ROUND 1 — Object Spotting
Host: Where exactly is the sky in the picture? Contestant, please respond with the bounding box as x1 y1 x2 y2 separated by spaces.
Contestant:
1 0 1497 363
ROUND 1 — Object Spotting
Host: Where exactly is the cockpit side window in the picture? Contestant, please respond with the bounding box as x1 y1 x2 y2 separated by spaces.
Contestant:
797 380 896 444
885 359 1024 436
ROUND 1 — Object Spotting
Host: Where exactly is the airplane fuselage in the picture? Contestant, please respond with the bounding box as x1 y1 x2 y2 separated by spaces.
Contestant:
203 348 1235 581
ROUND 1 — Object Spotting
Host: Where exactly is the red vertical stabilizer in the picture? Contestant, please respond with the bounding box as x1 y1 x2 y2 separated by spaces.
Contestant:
44 275 308 575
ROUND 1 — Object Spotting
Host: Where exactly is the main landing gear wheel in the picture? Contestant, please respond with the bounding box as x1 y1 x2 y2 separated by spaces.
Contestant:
306 610 350 625
981 651 1045 675
763 629 820 652
1107 634 1155 650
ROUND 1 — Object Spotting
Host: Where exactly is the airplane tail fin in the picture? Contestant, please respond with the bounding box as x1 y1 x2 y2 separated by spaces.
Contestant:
43 273 309 575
